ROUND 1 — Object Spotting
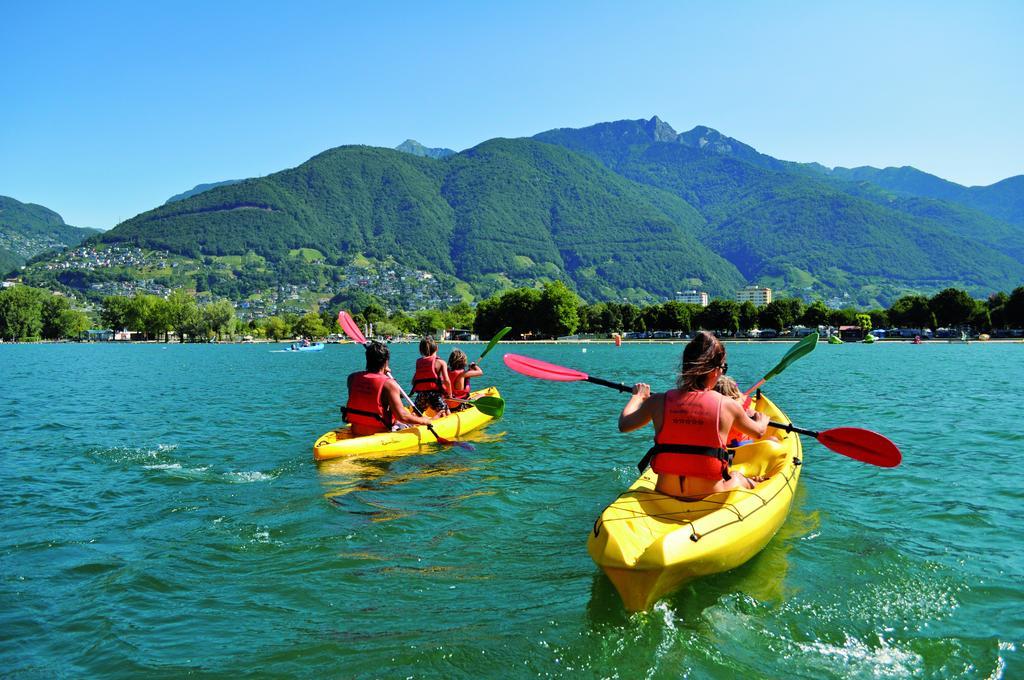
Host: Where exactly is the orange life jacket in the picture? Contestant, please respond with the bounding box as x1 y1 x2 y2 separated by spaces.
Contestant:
411 356 444 393
639 389 732 480
449 368 471 399
341 371 392 434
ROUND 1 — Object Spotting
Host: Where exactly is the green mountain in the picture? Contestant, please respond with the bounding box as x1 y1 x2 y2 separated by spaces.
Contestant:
18 116 1024 308
535 117 1024 303
0 195 100 274
94 139 745 301
395 139 456 159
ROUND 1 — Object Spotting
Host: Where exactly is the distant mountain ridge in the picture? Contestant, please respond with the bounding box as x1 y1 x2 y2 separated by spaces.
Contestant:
809 165 1024 227
534 116 1024 303
14 115 1024 306
165 180 245 204
0 195 100 274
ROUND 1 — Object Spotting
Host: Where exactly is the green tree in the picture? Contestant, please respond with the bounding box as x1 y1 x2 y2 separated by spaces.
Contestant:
855 313 872 332
987 292 1009 328
738 301 758 331
968 302 992 332
800 300 829 328
263 316 290 341
293 311 328 339
867 309 890 330
167 290 199 342
202 299 236 340
888 295 932 328
662 301 695 333
413 309 445 337
40 294 71 339
1006 287 1024 328
55 308 90 339
698 299 739 334
0 286 45 340
444 301 475 331
125 294 156 335
101 295 132 330
144 296 174 342
538 280 580 337
929 288 976 328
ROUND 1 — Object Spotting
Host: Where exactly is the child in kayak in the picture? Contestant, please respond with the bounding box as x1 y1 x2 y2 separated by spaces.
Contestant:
446 349 483 411
619 331 768 497
714 375 756 447
410 336 452 417
341 341 433 436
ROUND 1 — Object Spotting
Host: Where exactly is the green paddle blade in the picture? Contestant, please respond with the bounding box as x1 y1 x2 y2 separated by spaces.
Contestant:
470 396 505 418
478 327 512 362
763 332 818 381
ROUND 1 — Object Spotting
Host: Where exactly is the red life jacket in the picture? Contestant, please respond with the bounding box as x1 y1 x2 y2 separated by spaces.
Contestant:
641 389 732 480
411 356 444 393
449 368 471 399
341 371 392 434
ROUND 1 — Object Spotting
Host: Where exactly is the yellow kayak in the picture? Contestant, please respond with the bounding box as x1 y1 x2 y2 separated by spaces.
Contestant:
587 392 802 611
313 386 501 461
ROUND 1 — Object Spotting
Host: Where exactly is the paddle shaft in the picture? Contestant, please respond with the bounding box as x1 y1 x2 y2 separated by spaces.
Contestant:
589 376 632 392
767 421 818 438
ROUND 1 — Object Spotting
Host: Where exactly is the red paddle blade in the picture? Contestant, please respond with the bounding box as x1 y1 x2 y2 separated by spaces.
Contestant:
503 353 589 382
338 311 367 344
817 427 902 467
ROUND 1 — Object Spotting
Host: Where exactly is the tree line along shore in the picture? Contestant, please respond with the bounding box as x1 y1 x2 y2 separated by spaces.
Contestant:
1 279 1023 343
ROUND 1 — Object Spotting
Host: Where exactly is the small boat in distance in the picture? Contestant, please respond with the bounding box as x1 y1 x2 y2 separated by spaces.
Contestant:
273 342 325 352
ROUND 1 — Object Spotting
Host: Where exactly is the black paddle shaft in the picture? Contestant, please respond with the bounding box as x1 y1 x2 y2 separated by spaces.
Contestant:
587 376 632 392
768 421 819 438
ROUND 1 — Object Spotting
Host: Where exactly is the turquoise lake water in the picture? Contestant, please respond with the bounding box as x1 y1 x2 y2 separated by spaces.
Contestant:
1 341 1022 678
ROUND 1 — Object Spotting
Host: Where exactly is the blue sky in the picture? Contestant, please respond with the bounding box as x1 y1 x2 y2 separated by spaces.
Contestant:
1 1 1021 229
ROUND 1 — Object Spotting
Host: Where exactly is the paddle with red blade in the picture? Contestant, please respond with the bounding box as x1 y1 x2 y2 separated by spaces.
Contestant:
502 353 901 467
338 311 473 450
742 332 818 407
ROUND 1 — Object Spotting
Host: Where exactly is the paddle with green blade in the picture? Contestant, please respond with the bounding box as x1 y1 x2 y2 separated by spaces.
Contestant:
475 326 512 364
446 395 505 418
742 332 818 407
502 352 901 468
337 311 474 450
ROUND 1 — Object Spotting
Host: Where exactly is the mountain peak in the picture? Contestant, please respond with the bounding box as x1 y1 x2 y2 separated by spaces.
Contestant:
644 115 679 142
395 139 456 159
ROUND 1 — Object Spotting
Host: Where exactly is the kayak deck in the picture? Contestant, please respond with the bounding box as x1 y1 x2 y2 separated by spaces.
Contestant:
587 393 802 611
313 386 500 461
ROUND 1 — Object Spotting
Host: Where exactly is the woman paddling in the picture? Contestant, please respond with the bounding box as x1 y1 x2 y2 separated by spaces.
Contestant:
619 331 768 497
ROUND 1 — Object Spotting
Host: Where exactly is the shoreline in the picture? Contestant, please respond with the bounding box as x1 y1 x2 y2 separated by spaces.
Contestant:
4 337 1022 345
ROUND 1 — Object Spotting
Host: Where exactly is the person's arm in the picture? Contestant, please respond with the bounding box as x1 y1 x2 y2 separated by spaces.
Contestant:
383 382 432 426
464 363 484 379
437 359 452 395
618 383 653 432
724 398 768 439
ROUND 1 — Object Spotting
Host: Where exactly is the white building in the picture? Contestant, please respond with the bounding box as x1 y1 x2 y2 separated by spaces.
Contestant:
675 290 709 307
736 286 772 306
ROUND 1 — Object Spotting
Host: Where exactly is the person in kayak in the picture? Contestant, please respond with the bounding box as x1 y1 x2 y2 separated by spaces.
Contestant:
446 348 483 411
619 331 768 496
342 341 433 436
410 336 452 417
